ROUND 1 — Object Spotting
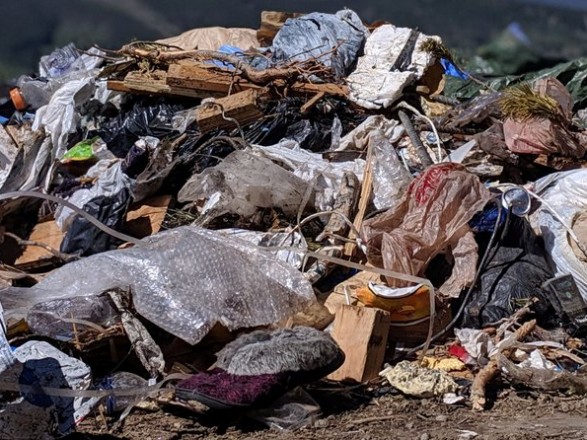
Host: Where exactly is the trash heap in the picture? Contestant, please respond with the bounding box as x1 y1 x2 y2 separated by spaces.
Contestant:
2 8 587 438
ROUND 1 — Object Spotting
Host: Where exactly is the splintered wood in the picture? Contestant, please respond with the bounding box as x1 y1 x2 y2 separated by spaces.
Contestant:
195 89 265 133
328 305 391 382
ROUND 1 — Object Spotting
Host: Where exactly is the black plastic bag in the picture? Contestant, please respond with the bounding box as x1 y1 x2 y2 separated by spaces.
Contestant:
462 215 556 328
97 99 181 158
60 188 131 256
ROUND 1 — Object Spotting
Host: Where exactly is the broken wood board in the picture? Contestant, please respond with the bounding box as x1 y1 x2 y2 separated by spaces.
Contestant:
326 270 380 315
195 89 265 133
328 305 390 382
124 195 172 238
14 220 64 270
257 11 304 45
167 63 258 95
15 195 172 269
108 69 225 100
344 146 374 256
168 62 349 97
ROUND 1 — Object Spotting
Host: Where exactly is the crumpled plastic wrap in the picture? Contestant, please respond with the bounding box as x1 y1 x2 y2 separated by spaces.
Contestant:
348 25 438 110
1 226 316 345
55 160 134 231
27 295 119 341
503 78 586 158
336 115 405 152
32 75 96 158
363 163 492 298
271 10 368 79
380 361 459 397
369 131 412 210
178 150 309 219
220 229 307 270
252 140 365 212
531 169 587 301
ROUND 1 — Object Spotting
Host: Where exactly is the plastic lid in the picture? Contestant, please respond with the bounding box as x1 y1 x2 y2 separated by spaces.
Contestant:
10 88 27 111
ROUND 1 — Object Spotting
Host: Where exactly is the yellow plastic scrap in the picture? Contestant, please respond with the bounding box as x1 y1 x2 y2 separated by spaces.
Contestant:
421 356 467 372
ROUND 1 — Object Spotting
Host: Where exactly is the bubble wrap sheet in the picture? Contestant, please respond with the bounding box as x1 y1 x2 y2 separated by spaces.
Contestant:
2 226 316 345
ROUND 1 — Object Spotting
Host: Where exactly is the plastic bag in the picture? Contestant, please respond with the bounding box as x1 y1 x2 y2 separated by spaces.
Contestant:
336 115 404 152
502 78 586 158
97 99 182 158
55 160 134 231
1 226 316 345
370 131 412 210
252 140 365 212
463 217 555 328
178 149 310 220
445 56 587 110
271 10 368 79
32 75 95 158
363 163 491 298
248 387 321 431
531 169 587 302
60 187 132 256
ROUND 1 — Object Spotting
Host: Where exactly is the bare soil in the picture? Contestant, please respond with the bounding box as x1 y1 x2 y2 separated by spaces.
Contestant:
68 385 587 440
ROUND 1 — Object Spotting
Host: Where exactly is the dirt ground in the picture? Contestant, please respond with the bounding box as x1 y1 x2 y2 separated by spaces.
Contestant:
68 384 587 440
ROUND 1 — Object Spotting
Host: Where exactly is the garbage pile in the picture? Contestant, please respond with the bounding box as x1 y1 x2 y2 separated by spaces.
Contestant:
2 8 587 438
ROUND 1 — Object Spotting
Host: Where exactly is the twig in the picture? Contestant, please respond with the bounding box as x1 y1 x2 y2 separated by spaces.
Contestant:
495 298 537 340
4 231 78 263
471 319 536 411
116 46 336 85
347 415 396 427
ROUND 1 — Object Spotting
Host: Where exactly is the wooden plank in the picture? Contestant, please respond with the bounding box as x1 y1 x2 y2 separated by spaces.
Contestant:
110 62 348 100
257 11 304 45
167 63 258 95
195 89 264 133
344 146 374 257
124 195 171 238
108 70 224 99
328 305 390 382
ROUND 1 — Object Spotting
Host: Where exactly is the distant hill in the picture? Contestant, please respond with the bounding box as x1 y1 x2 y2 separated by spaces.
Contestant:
2 0 587 80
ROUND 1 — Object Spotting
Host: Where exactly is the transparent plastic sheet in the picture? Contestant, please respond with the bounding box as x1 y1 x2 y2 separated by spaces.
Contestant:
1 226 316 345
178 149 310 219
247 387 321 431
363 163 492 298
220 229 307 269
251 140 365 212
369 131 412 210
26 294 119 341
